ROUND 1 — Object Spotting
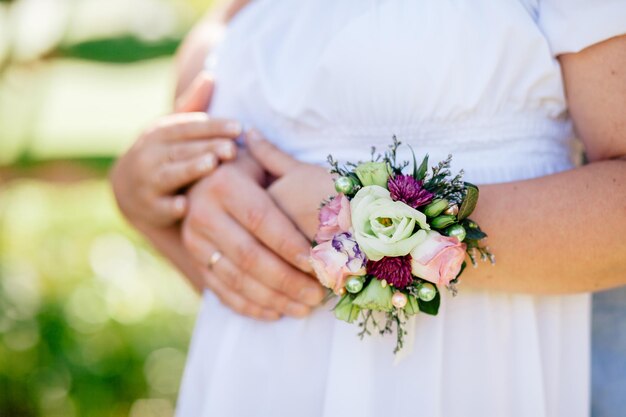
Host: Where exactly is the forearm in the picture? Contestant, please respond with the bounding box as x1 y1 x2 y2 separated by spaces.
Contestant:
458 158 626 294
289 159 626 295
139 223 205 293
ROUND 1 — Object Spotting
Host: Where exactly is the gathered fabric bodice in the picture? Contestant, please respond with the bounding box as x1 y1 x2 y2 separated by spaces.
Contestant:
207 0 579 184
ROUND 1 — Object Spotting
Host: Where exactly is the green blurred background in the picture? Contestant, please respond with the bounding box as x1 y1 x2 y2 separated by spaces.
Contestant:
0 0 214 415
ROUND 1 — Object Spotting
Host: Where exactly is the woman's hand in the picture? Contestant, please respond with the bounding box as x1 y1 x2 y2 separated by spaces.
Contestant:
181 150 327 320
111 73 242 229
244 130 336 240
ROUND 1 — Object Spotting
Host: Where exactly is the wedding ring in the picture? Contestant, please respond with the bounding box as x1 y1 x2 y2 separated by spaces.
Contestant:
208 251 222 270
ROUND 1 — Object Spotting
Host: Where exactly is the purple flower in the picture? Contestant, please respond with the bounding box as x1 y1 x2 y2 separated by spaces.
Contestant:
387 174 434 208
332 232 367 272
311 232 366 295
367 255 414 288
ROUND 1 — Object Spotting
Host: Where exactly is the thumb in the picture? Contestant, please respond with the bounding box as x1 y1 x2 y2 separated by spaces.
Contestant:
174 72 214 113
245 129 300 178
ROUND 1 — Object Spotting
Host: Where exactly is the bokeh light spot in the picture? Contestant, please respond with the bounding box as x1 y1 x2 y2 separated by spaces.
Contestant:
144 347 186 395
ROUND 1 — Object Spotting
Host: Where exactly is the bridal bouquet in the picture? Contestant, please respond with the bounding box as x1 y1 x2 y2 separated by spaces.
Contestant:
310 138 494 353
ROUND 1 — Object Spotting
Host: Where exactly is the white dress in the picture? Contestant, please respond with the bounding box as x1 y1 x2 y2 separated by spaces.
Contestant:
176 1 626 416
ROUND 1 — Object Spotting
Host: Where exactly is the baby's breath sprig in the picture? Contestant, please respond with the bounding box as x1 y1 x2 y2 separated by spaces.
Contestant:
447 282 459 297
357 310 377 339
467 245 496 267
357 308 408 354
423 154 466 204
383 136 401 167
381 135 410 174
327 154 352 177
462 220 495 267
389 310 407 354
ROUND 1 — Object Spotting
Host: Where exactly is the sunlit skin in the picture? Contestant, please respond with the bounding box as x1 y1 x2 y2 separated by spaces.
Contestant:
220 33 626 296
239 34 626 295
116 0 626 321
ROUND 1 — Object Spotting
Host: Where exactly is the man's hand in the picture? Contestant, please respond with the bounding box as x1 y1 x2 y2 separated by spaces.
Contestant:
182 152 327 320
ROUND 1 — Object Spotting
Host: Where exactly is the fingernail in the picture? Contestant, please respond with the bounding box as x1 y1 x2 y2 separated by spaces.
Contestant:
300 287 324 306
197 154 215 172
173 196 186 214
226 121 242 136
219 143 235 159
285 302 310 317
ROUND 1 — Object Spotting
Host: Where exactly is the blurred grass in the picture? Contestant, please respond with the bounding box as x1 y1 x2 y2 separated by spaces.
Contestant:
0 0 214 416
0 180 199 417
55 36 181 64
0 58 174 166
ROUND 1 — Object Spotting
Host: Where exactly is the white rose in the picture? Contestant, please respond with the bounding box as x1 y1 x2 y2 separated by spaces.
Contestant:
350 185 430 261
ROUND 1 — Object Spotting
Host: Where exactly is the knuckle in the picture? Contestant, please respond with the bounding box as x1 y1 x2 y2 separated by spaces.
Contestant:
242 304 263 319
245 205 268 234
169 145 183 161
235 243 259 273
246 288 273 310
153 168 168 187
271 294 290 312
184 161 200 179
225 268 245 293
275 238 300 264
274 269 296 294
230 300 248 317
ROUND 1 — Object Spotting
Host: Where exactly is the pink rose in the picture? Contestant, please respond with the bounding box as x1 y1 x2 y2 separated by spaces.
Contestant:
310 233 366 295
315 194 352 243
410 231 466 286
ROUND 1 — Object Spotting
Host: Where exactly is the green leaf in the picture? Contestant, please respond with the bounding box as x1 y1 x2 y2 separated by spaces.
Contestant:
56 35 180 63
417 290 441 315
333 294 361 323
462 219 487 240
458 182 479 220
404 295 420 316
465 228 487 240
353 279 393 312
416 153 429 181
347 172 362 188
